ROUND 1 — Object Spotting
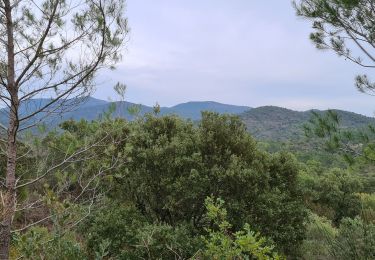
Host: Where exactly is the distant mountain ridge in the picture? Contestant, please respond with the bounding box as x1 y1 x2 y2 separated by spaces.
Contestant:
241 106 375 141
1 98 374 142
165 101 251 119
0 98 252 129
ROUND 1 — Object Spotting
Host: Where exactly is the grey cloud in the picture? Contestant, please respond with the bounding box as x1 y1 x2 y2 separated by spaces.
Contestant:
94 0 374 116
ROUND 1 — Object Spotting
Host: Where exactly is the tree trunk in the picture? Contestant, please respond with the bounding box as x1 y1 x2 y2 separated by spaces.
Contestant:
0 116 18 259
0 1 17 259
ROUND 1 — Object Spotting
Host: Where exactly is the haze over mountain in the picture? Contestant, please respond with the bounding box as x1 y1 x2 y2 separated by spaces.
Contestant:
1 97 374 142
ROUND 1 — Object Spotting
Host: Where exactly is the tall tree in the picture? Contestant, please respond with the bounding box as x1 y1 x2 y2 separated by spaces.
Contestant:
293 0 375 93
0 0 128 258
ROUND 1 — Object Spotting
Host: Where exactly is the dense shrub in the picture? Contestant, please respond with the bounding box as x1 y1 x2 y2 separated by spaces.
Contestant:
116 112 307 256
12 227 85 260
82 203 201 259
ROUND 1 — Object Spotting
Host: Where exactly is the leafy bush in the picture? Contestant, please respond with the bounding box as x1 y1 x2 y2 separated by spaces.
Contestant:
82 202 201 259
134 223 201 259
83 203 147 258
12 227 85 260
331 217 375 260
299 166 362 223
302 214 375 260
301 213 337 260
118 113 306 256
198 197 284 260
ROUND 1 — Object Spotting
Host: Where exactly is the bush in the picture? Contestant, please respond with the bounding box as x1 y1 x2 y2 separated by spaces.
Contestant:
301 213 337 260
331 217 375 260
302 214 375 260
83 203 147 258
118 113 306 256
12 227 85 260
198 197 284 260
82 203 201 259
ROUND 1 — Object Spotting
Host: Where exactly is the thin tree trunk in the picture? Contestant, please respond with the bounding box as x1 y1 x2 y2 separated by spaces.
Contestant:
0 1 18 258
0 114 18 260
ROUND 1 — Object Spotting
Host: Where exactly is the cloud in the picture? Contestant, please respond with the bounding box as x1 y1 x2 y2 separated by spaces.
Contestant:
94 0 375 116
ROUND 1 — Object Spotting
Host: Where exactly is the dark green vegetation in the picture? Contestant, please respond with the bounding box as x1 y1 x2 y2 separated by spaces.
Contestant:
242 106 374 141
6 108 375 259
8 112 306 259
3 97 375 260
293 1 375 258
242 106 375 167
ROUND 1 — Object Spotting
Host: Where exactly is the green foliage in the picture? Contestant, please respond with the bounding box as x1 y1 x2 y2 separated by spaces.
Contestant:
198 197 284 260
116 112 306 256
12 227 85 260
299 164 363 222
5 118 131 258
303 110 375 164
330 217 375 259
357 193 375 223
316 168 362 222
83 203 147 258
9 112 342 258
82 202 201 259
241 106 373 143
302 213 375 259
135 223 201 260
301 213 337 260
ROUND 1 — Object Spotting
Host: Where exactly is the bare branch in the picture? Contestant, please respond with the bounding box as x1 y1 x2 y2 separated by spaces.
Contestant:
15 0 59 87
16 134 110 189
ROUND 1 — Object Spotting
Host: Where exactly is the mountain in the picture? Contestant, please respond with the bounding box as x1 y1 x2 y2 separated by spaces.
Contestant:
56 99 251 121
163 101 251 120
0 98 251 127
1 98 374 144
241 106 375 141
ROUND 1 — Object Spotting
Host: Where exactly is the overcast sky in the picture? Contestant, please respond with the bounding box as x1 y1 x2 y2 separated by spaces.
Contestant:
94 0 375 116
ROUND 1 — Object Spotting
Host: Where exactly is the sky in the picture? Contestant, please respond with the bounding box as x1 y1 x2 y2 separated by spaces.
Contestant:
94 0 375 116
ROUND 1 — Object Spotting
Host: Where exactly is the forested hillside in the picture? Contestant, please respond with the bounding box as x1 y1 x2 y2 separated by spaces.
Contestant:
241 106 375 141
1 98 373 144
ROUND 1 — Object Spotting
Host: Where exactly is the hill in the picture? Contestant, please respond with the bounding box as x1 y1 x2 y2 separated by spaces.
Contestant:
50 99 251 122
1 98 374 145
241 106 375 141
0 98 251 128
164 101 250 120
